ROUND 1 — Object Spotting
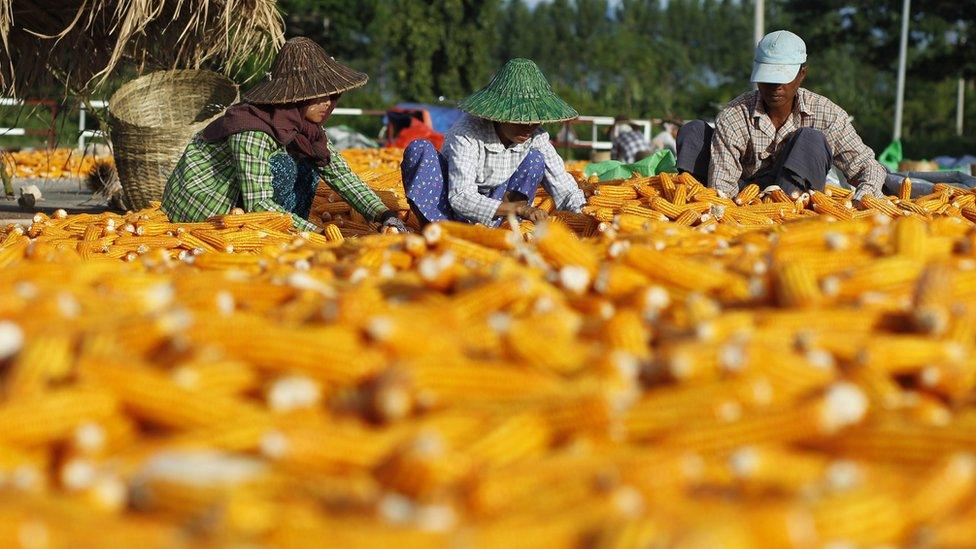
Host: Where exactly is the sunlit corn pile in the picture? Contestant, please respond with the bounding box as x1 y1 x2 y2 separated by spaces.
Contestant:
2 169 976 547
311 147 587 231
3 149 114 179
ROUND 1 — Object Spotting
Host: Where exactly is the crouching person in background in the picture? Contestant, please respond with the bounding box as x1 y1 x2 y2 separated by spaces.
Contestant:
400 58 586 228
675 31 886 204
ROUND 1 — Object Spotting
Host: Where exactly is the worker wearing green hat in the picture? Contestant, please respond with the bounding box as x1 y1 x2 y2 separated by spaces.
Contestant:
400 58 586 227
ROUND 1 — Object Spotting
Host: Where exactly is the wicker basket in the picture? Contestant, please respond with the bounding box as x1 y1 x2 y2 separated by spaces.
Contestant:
108 70 238 210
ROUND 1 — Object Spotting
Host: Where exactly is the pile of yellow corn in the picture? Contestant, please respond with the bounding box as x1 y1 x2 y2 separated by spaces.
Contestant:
341 147 405 174
1 169 976 547
2 149 113 179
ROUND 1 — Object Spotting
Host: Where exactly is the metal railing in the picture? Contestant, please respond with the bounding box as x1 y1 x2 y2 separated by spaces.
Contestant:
78 100 109 150
0 98 110 150
557 116 654 151
3 100 656 153
0 98 61 147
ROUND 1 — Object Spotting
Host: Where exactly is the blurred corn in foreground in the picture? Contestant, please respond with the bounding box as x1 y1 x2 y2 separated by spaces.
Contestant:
1 159 976 547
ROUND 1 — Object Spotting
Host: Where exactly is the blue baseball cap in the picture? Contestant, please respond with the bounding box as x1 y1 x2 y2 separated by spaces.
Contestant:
751 30 807 84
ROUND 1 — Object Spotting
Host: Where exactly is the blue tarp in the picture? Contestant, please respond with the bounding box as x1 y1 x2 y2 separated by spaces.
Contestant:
383 103 464 134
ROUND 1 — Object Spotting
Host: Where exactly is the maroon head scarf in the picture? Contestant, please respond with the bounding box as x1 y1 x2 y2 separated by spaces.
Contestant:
199 101 334 168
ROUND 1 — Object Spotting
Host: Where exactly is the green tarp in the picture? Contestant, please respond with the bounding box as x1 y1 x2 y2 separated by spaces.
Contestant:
583 149 677 181
877 140 902 172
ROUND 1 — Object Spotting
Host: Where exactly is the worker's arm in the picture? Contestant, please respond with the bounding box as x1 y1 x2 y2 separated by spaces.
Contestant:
826 109 886 201
316 143 392 222
536 133 586 213
708 113 746 198
444 133 504 225
228 131 319 232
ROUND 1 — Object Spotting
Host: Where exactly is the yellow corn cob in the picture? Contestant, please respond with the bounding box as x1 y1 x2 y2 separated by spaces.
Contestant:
465 413 551 469
768 188 792 202
649 196 682 219
622 245 743 294
79 357 267 429
951 194 976 209
912 262 954 335
658 172 676 196
837 256 926 298
594 262 650 299
824 184 854 199
898 178 913 200
552 211 599 236
209 211 292 229
601 309 651 358
773 261 823 308
860 195 903 217
672 209 700 226
619 203 667 221
0 387 118 446
726 445 829 492
170 359 259 395
811 489 908 544
192 252 268 272
67 414 138 457
3 333 74 399
661 383 867 454
855 335 964 375
594 184 638 200
505 317 587 374
437 235 506 265
423 221 517 250
587 194 625 209
671 184 687 206
735 184 761 205
726 208 776 225
590 518 668 549
634 184 659 200
533 195 556 213
810 191 854 220
897 200 931 217
0 234 28 267
534 219 600 276
891 215 928 256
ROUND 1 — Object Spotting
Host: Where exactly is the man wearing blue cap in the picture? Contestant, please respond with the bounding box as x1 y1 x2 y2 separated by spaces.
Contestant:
675 30 886 201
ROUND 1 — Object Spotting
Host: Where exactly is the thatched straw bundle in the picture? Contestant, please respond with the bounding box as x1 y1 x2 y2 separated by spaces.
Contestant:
0 0 284 97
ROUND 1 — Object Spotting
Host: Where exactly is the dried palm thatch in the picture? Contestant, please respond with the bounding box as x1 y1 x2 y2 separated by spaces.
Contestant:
0 0 283 97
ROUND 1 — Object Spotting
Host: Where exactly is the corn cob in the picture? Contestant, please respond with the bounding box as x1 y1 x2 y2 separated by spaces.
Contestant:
661 383 867 454
0 387 118 446
423 221 517 250
773 261 823 308
3 333 73 399
735 184 761 205
534 219 600 276
79 357 267 429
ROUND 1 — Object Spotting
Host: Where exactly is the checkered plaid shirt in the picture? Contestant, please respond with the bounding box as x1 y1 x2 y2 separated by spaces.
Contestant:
162 131 386 232
710 88 886 199
612 130 652 164
442 114 586 225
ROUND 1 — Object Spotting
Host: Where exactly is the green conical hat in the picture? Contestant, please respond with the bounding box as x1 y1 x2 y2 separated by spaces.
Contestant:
458 59 578 124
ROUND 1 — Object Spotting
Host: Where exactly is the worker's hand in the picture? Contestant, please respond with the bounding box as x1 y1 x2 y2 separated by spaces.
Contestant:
380 215 411 234
516 204 547 223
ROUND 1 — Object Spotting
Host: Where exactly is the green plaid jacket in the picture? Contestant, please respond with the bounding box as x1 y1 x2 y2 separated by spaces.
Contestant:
161 131 387 232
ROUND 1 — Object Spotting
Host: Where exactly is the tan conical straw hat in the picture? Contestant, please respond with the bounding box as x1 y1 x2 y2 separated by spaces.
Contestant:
243 37 367 104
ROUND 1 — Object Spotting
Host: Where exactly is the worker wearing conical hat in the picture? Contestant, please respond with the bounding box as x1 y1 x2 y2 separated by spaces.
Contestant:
163 37 408 233
400 59 585 227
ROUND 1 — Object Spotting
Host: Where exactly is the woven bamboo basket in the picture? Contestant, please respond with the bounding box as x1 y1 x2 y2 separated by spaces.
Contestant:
108 70 238 210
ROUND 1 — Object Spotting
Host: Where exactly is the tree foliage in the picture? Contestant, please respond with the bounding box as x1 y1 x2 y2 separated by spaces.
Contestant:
275 0 976 157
